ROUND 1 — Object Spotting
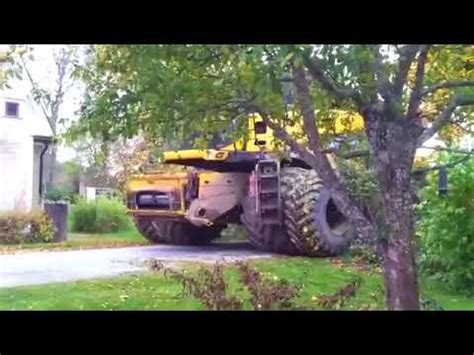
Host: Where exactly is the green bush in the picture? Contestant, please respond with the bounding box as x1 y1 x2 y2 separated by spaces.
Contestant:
0 211 55 244
416 154 474 295
45 187 79 204
69 197 133 233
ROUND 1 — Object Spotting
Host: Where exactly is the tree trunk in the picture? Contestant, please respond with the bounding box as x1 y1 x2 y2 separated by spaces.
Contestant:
363 107 421 310
382 183 420 310
375 143 420 309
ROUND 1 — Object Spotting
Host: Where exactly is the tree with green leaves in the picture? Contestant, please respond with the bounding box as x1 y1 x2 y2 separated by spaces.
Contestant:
417 153 473 294
0 46 25 89
70 45 474 310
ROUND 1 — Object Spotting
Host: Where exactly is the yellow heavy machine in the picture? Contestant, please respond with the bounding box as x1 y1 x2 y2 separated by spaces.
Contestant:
127 112 364 256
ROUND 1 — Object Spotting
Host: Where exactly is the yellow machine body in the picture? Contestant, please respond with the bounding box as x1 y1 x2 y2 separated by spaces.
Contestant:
162 110 364 163
127 110 364 228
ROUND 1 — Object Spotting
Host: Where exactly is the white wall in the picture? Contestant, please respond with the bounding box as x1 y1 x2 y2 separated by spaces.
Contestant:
0 85 52 211
0 120 34 211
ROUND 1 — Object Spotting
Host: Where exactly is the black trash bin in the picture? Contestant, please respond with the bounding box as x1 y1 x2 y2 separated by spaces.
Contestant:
44 202 69 242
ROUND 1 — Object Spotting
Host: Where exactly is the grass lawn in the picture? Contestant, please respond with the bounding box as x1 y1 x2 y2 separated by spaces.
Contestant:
0 228 148 254
0 257 471 310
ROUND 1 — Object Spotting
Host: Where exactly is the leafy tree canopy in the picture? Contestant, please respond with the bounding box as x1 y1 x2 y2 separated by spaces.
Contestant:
70 45 473 154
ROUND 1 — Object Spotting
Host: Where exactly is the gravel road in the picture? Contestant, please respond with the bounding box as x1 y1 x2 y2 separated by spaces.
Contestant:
0 242 274 288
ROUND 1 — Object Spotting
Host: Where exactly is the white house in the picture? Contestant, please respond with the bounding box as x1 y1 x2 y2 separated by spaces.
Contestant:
0 86 53 212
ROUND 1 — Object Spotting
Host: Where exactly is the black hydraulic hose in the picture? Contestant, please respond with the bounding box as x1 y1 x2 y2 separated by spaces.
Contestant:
39 141 49 200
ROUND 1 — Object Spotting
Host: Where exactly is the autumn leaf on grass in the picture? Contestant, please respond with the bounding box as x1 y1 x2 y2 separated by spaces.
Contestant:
330 258 344 268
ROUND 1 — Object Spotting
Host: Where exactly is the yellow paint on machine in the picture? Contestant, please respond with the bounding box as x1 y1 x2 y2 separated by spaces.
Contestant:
162 110 365 162
163 149 230 162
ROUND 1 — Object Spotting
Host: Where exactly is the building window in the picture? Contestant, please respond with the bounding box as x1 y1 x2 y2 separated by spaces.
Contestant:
5 102 20 118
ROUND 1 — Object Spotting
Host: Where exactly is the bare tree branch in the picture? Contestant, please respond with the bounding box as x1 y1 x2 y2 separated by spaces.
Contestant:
19 56 54 132
372 45 392 101
324 145 473 160
302 55 366 109
393 45 420 98
340 150 370 159
291 64 376 243
417 96 474 145
412 155 471 174
321 148 371 159
20 46 77 136
406 45 431 118
452 121 474 134
292 66 322 154
417 146 473 155
421 80 474 97
49 48 73 134
372 45 403 121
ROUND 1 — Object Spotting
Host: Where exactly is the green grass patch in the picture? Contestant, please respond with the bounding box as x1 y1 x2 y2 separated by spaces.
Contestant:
0 273 201 310
251 258 385 309
420 276 474 310
0 228 147 254
0 257 471 310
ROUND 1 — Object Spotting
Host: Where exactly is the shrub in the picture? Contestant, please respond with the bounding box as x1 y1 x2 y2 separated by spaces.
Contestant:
416 154 474 294
237 262 300 310
149 260 242 310
313 278 363 310
69 197 133 233
420 296 445 310
44 187 79 204
0 211 54 244
149 261 301 310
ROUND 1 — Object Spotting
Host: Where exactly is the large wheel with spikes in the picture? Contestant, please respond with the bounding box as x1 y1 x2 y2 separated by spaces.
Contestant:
241 167 354 256
135 218 167 243
240 194 299 255
281 167 355 256
135 218 222 245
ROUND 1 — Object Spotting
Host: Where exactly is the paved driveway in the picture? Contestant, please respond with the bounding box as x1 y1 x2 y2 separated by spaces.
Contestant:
0 243 273 288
